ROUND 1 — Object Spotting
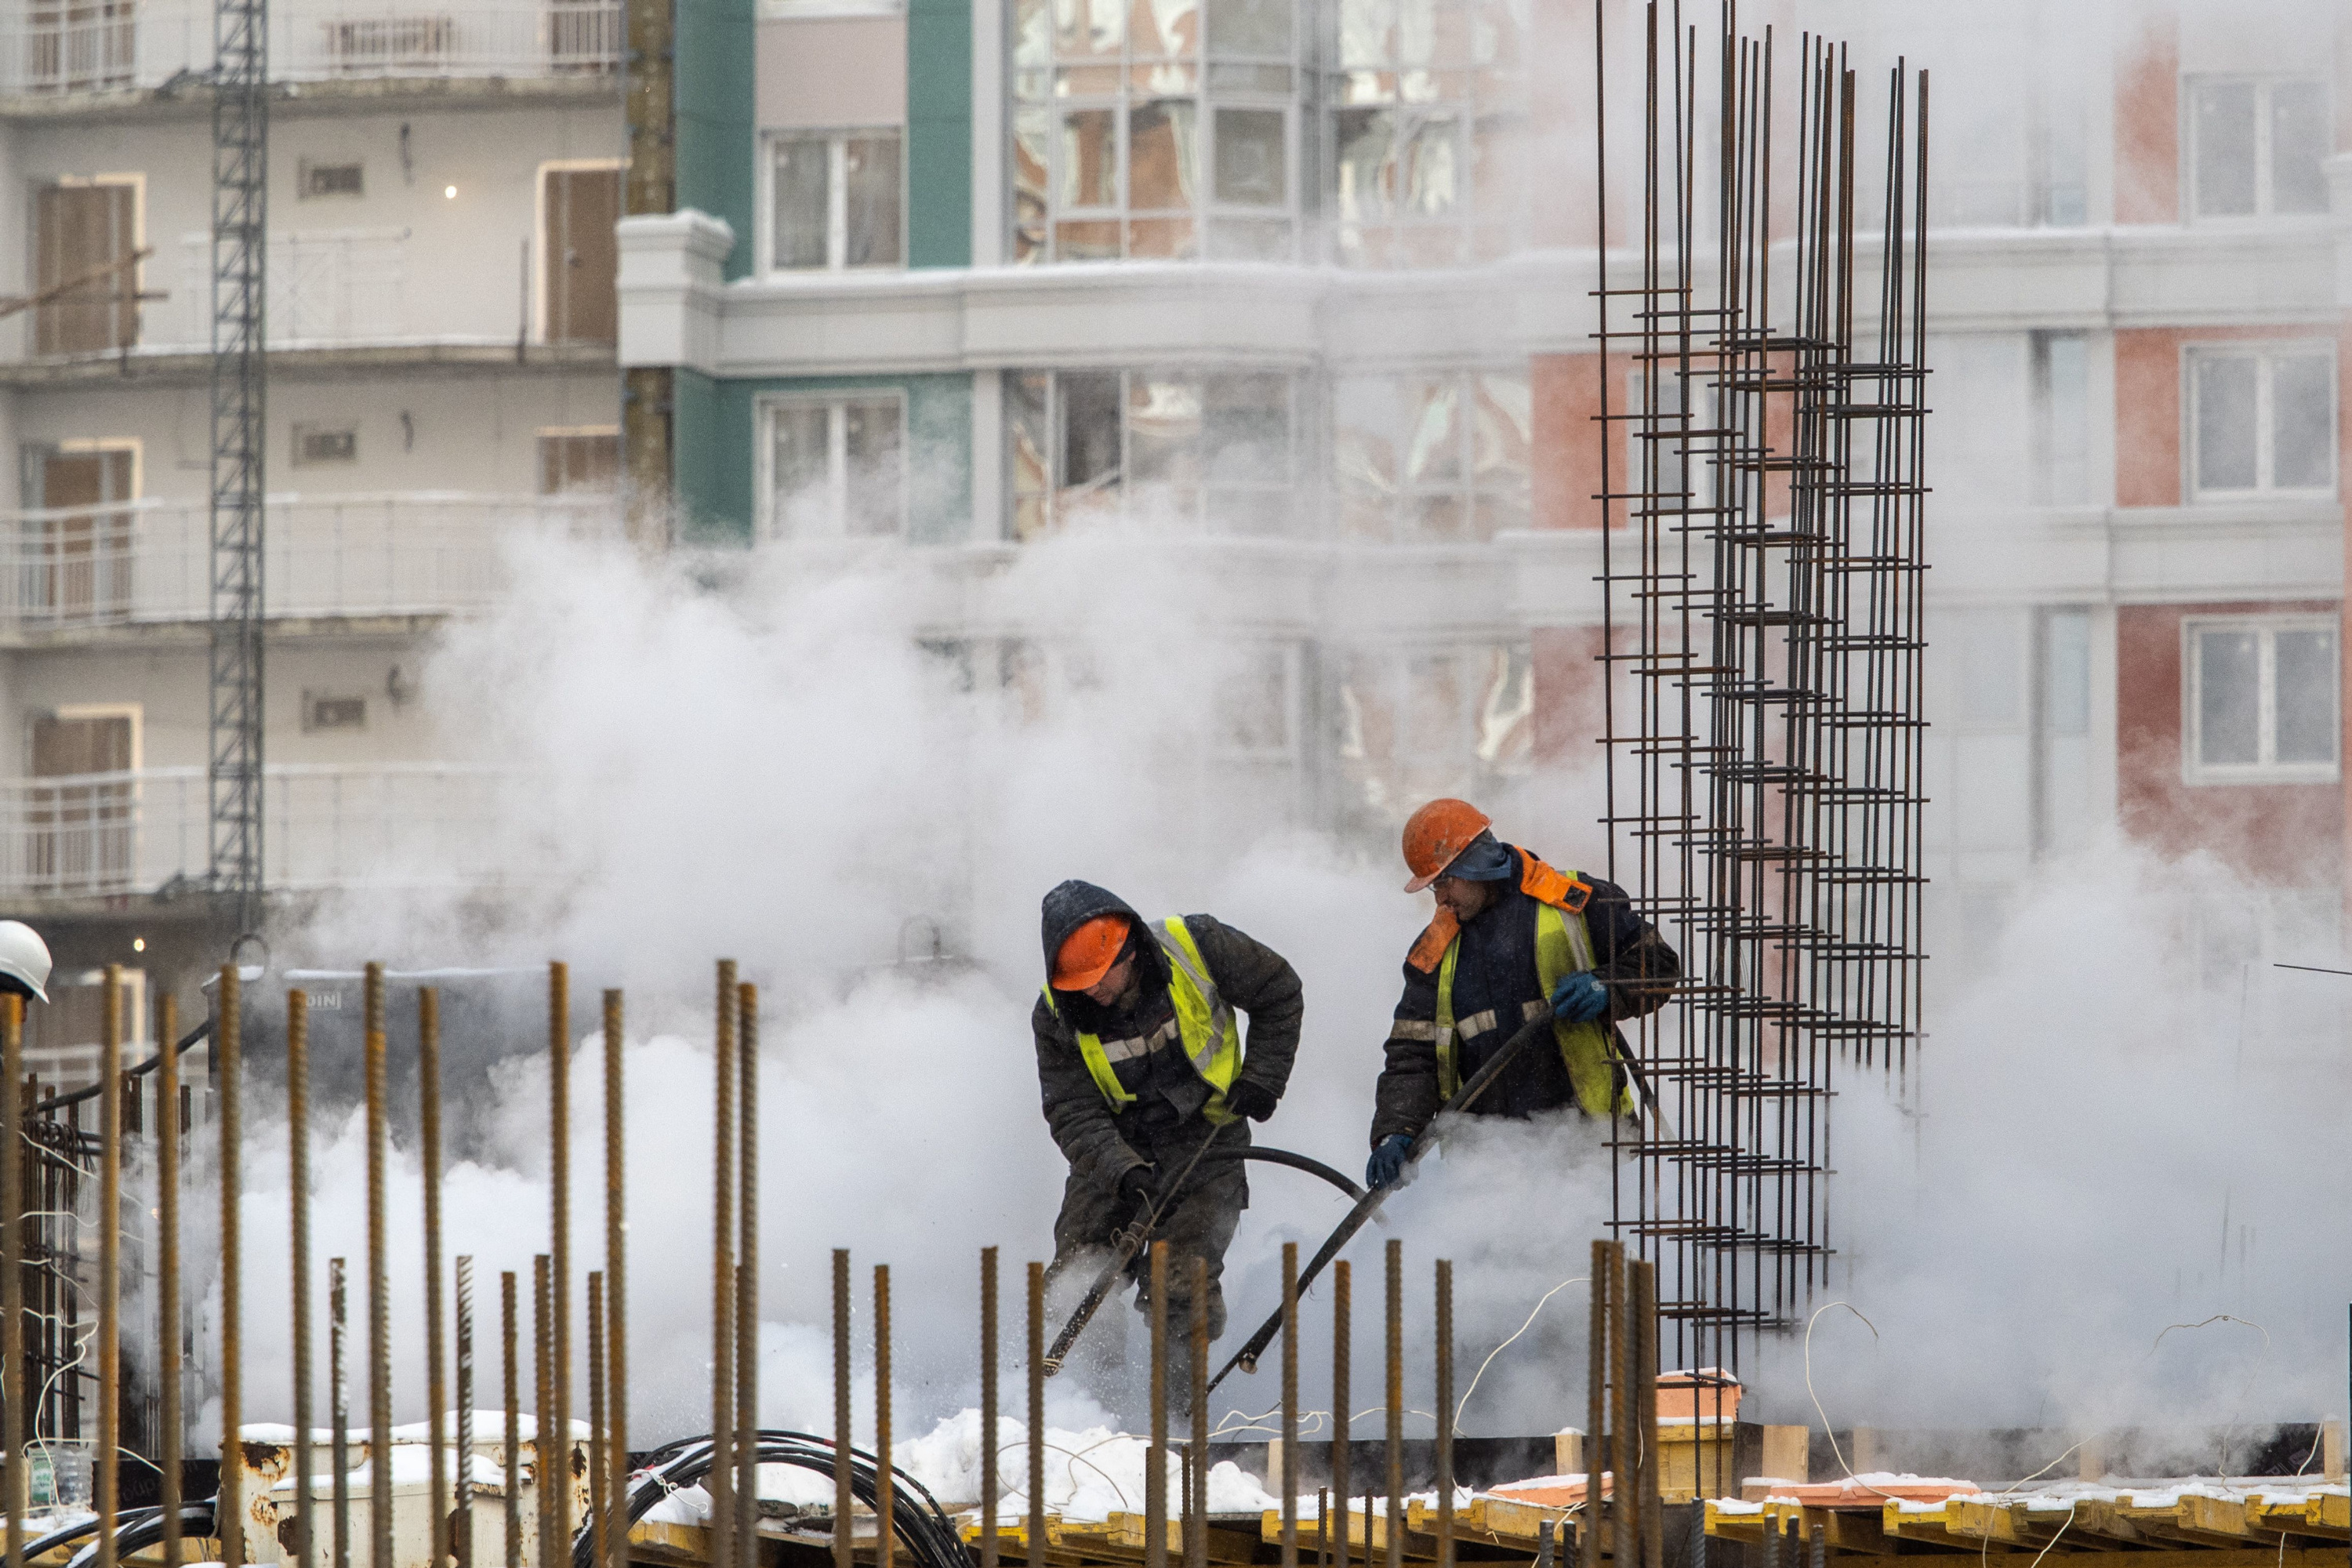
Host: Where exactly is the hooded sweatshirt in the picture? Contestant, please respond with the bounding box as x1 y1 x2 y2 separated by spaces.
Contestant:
1032 879 1303 1190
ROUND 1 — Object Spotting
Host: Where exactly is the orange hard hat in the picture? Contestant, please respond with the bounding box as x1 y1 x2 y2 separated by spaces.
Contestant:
1401 798 1494 892
1052 914 1133 989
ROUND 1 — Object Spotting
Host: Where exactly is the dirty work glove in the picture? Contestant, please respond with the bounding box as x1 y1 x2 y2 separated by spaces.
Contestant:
1222 1080 1278 1123
1551 971 1610 1024
1366 1133 1414 1191
1116 1163 1158 1225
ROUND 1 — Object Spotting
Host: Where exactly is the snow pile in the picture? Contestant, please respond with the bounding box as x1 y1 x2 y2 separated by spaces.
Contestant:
895 1408 1276 1522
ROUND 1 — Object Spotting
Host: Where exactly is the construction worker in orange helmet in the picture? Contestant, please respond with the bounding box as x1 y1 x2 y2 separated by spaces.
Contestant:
1367 799 1680 1189
1033 879 1301 1399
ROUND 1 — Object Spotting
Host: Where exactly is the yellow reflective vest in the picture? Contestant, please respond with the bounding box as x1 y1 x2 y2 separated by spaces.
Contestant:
1433 875 1635 1119
1043 916 1244 1126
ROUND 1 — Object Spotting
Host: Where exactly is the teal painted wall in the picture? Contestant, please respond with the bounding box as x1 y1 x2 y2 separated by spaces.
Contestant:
678 373 975 546
677 0 757 279
906 0 973 267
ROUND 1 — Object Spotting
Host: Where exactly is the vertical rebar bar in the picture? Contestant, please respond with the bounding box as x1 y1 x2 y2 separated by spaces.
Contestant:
456 1257 474 1568
1608 1243 1632 1568
365 964 390 1568
586 1272 606 1568
546 964 571 1563
1633 1261 1662 1568
533 1257 553 1568
1583 1240 1606 1568
1383 1240 1400 1568
1146 1242 1167 1568
288 991 312 1568
831 1250 850 1568
1188 1255 1207 1568
980 1248 997 1568
1434 1261 1452 1568
710 962 735 1568
506 1279 524 1568
1026 1262 1044 1566
1330 1261 1348 1568
735 983 758 1568
1280 1240 1298 1568
95 968 119 1568
601 989 627 1568
2 994 19 1568
423 988 448 1568
874 1263 893 1568
332 1258 350 1568
156 992 180 1568
502 1272 521 1568
220 964 245 1568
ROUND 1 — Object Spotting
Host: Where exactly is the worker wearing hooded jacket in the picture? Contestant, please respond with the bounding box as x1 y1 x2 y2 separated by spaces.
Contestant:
1033 878 1302 1344
1367 799 1679 1189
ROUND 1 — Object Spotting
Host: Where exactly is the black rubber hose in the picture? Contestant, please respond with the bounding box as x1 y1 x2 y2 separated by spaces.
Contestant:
586 1430 965 1568
1201 1145 1367 1203
35 1018 212 1117
61 1505 215 1568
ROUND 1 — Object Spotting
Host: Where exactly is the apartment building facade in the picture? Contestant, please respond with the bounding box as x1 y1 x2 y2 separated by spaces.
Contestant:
618 0 2352 985
0 0 627 1075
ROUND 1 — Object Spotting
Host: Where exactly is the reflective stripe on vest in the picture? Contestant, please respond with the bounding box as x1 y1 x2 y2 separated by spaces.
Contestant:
1433 881 1634 1119
1043 916 1244 1125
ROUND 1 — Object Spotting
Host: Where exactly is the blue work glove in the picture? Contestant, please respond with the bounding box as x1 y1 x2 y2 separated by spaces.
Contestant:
1366 1133 1414 1191
1551 971 1610 1024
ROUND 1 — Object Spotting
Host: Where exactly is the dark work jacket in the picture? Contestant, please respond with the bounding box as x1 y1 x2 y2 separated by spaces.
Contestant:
1033 879 1303 1191
1369 851 1679 1146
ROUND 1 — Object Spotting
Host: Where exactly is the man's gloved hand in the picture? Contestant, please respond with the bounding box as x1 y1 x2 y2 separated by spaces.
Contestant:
1551 971 1610 1024
1366 1133 1414 1191
1223 1080 1278 1123
1116 1163 1158 1225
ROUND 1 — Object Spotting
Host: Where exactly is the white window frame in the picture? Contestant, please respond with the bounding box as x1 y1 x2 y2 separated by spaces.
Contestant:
756 390 910 541
2184 75 2332 222
2181 614 2340 786
760 128 906 275
2183 341 2337 502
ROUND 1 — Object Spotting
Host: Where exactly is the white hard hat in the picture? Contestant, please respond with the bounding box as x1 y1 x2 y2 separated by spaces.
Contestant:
0 921 51 1004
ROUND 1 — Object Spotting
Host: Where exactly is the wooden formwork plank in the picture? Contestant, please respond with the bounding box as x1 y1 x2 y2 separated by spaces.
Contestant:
1432 1497 1580 1552
2255 1495 2349 1541
1269 1506 1437 1563
1802 1553 2345 1568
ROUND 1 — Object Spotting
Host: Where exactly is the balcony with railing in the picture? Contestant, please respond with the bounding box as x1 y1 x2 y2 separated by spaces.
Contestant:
0 0 619 95
0 763 513 898
0 492 615 631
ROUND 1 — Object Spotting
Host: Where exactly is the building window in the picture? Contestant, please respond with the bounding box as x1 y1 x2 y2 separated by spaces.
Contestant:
2188 78 2329 220
302 692 368 732
2032 331 2089 505
292 424 358 466
762 394 906 539
2188 345 2333 499
1335 644 1534 817
1329 0 1529 267
1007 369 1298 538
33 180 138 356
300 160 365 199
1334 372 1530 542
1011 0 1299 263
538 428 620 494
770 131 903 270
2184 616 2339 785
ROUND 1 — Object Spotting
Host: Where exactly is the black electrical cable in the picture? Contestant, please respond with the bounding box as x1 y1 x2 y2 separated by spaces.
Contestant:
1202 1145 1367 1203
583 1430 965 1568
34 1019 212 1118
60 1504 214 1568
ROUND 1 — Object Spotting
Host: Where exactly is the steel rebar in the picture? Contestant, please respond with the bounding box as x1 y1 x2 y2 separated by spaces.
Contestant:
981 1247 998 1568
534 1256 554 1568
735 982 759 1568
601 990 627 1568
1330 1261 1348 1568
1188 1256 1207 1568
1633 1260 1662 1568
457 1256 475 1568
503 1271 521 1568
289 990 314 1568
2 994 19 1568
365 964 393 1568
832 1250 851 1568
221 964 245 1568
1280 1240 1298 1568
1607 1243 1632 1568
96 967 119 1568
156 992 181 1568
586 1272 607 1568
1383 1240 1400 1568
1147 1241 1167 1568
423 988 449 1568
546 964 572 1562
710 963 736 1568
1434 1261 1452 1568
875 1263 894 1568
1584 1240 1606 1568
1027 1261 1044 1566
333 1258 351 1568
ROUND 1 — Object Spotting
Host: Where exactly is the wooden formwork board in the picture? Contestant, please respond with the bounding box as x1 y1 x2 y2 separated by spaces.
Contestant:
1706 1489 2351 1561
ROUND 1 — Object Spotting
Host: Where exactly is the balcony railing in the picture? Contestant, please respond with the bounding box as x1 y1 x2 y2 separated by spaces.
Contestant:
169 229 408 347
0 0 619 94
0 492 615 630
0 764 512 898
